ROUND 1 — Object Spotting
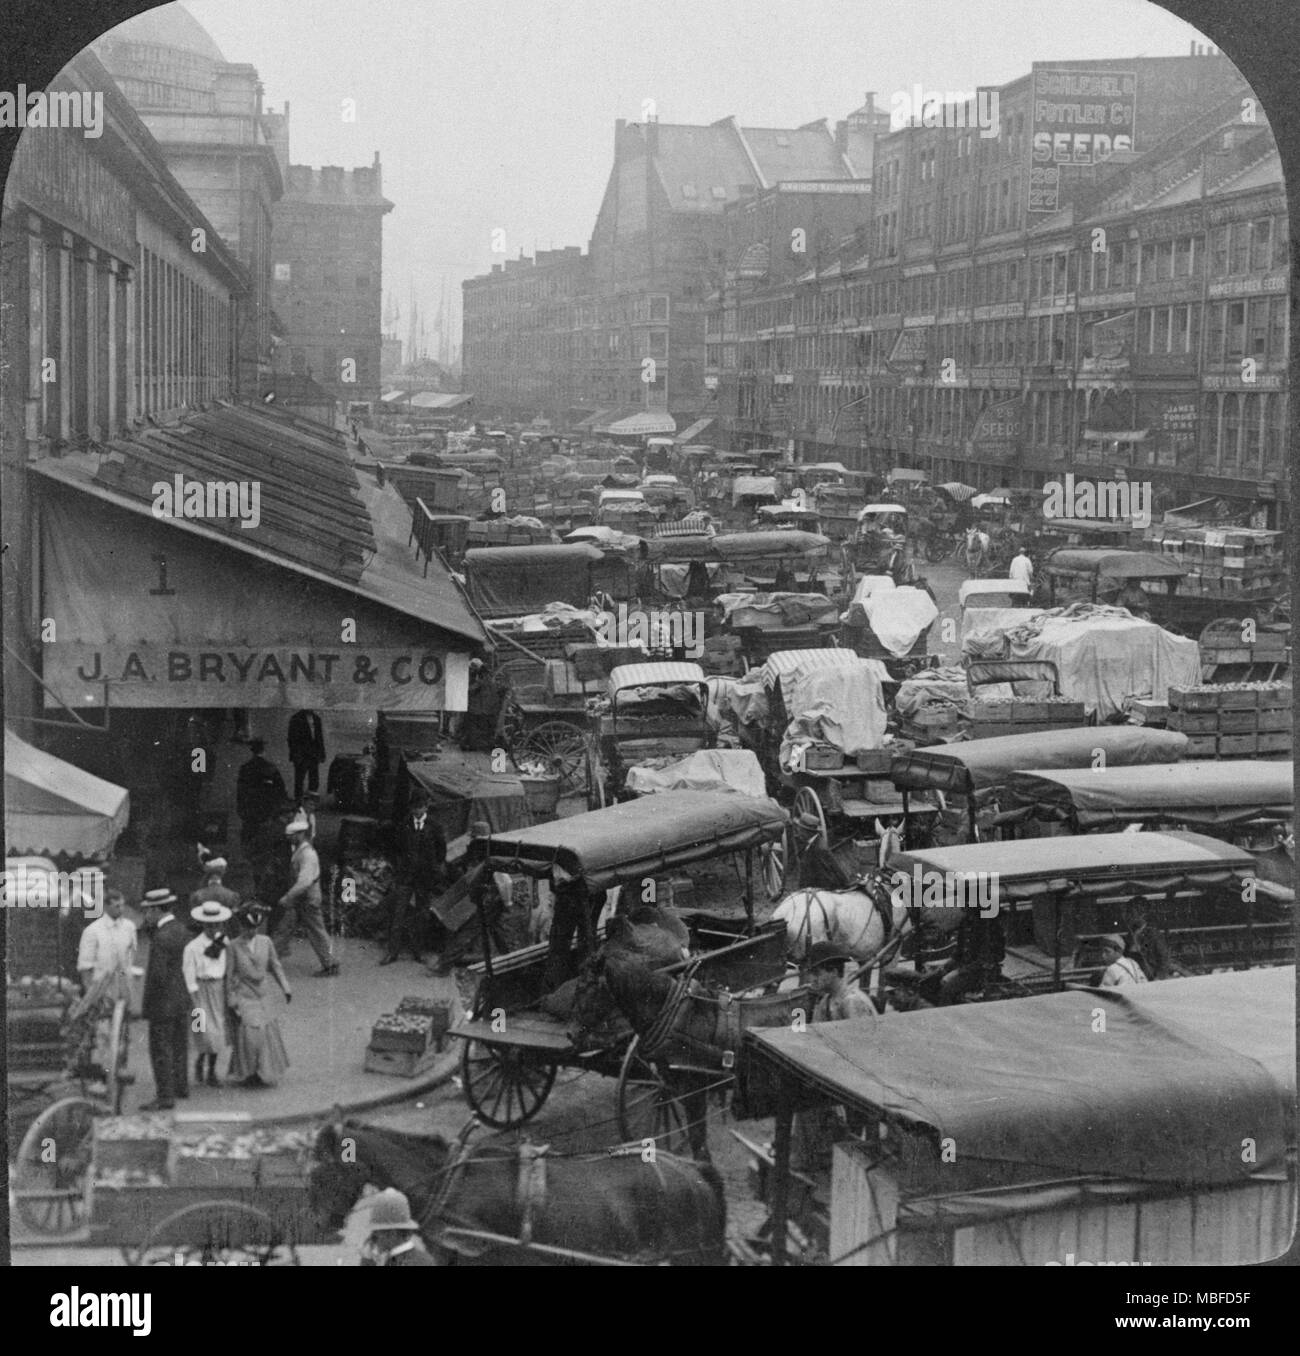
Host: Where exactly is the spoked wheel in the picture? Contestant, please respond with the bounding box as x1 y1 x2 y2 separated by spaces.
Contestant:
126 1203 300 1266
616 1038 692 1156
13 1096 99 1236
459 1038 557 1129
793 787 829 849
760 825 790 902
510 720 589 794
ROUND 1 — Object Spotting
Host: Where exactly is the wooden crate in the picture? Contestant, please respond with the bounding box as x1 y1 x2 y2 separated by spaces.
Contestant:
170 1153 259 1190
1218 709 1258 734
1217 687 1258 710
854 748 895 773
1182 733 1219 758
1256 684 1293 708
1257 707 1292 732
1168 710 1218 734
1168 687 1221 711
369 1013 435 1053
397 995 453 1039
969 700 1013 721
1128 699 1169 725
363 1042 444 1079
1256 732 1292 754
1217 734 1257 757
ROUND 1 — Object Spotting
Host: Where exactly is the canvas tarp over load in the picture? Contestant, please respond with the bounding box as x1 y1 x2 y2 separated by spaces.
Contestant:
462 543 603 619
717 592 839 628
1002 608 1201 721
744 964 1294 1197
403 759 531 839
624 748 767 799
731 475 779 506
853 586 938 656
778 662 888 764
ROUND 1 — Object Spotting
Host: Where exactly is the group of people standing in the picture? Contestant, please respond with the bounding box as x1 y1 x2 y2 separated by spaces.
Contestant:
137 858 294 1110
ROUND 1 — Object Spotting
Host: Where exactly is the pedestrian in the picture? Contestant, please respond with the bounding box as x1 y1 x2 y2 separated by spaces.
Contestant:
235 738 288 850
1096 934 1148 987
462 660 501 751
275 812 339 976
139 889 191 1110
359 1189 437 1266
189 856 240 913
184 901 233 1087
287 708 327 803
226 902 291 1088
298 792 320 842
1009 544 1034 593
543 869 606 989
803 941 877 1022
76 889 137 1001
382 791 446 966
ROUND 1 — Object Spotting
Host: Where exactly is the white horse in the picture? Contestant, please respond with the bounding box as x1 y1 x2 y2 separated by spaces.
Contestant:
964 526 990 574
772 822 909 964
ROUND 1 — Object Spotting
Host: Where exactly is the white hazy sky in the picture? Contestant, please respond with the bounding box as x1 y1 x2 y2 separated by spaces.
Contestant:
97 0 1221 341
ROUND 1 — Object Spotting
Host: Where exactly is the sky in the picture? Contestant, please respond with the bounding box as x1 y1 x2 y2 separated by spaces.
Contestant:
95 0 1221 354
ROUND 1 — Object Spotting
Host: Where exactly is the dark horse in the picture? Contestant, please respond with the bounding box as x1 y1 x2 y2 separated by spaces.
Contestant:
309 1119 727 1266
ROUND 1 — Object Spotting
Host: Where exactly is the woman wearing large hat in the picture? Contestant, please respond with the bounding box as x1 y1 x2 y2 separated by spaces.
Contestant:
225 902 292 1088
183 901 232 1087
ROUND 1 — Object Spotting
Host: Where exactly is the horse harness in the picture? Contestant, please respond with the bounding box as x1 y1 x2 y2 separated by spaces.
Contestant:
796 885 895 957
418 1132 551 1251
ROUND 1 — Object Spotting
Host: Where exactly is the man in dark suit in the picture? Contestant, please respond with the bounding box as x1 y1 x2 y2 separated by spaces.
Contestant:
138 888 193 1110
236 739 287 844
287 709 327 802
382 791 446 966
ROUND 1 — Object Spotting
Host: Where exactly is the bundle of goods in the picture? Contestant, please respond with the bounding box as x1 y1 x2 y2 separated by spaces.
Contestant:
92 1114 174 1189
1166 682 1293 758
333 855 396 938
718 592 839 630
7 975 78 1006
170 1126 315 1187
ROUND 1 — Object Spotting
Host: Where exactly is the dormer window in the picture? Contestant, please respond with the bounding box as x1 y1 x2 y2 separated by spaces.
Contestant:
711 186 727 199
681 182 698 198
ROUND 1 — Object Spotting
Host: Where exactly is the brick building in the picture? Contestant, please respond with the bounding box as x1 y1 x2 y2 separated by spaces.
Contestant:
94 5 283 392
707 52 1285 523
270 157 394 412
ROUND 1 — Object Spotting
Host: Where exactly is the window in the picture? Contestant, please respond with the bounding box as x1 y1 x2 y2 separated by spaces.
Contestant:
711 186 727 199
1268 295 1287 362
1225 301 1246 357
1174 236 1194 277
1207 303 1225 363
681 183 697 199
1248 299 1269 356
1250 218 1273 272
1221 393 1241 466
1229 222 1250 274
1210 225 1229 276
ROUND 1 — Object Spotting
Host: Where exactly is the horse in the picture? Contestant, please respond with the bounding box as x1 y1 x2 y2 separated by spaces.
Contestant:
964 526 990 575
308 1118 727 1267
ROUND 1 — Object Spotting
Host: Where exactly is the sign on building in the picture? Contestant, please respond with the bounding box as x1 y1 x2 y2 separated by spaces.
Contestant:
970 397 1024 452
1029 67 1137 214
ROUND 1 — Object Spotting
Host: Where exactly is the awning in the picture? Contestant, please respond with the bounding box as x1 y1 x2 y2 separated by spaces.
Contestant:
380 391 409 403
673 417 715 445
574 409 616 431
1083 428 1147 442
608 662 707 690
409 392 474 410
600 410 679 436
745 965 1293 1190
5 728 129 858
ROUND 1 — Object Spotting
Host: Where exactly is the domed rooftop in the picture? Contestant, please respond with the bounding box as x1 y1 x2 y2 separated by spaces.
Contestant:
96 3 226 66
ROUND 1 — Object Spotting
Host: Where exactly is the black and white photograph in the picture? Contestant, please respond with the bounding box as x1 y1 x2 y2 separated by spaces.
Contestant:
0 0 1296 1294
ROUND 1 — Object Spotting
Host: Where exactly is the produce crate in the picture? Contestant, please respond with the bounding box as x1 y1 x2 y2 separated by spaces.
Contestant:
1218 687 1258 711
1168 686 1222 711
370 1012 435 1053
1255 683 1293 708
1217 734 1257 757
1256 732 1293 754
913 707 960 731
802 745 844 771
1182 733 1219 758
397 995 453 1039
1127 698 1169 726
1167 710 1218 734
363 1042 444 1079
854 748 895 773
1257 707 1292 732
92 1115 174 1176
171 1151 260 1189
1218 709 1258 734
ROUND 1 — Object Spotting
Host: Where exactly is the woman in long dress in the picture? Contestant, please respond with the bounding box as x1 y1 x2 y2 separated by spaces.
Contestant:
184 901 233 1086
226 901 291 1088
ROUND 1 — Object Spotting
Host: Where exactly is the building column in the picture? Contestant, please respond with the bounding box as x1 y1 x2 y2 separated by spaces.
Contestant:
119 263 134 428
24 215 45 445
55 230 74 442
97 254 116 440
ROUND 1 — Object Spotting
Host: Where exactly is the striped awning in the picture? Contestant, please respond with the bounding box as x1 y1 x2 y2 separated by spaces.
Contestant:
758 648 869 689
608 662 708 690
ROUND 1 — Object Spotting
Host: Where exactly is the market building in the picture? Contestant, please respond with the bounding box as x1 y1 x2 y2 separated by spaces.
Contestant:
94 5 285 393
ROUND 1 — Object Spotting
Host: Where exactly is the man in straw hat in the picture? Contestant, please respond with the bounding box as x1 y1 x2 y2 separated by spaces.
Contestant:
139 888 191 1109
359 1189 437 1267
190 857 240 913
274 812 338 976
184 900 234 1087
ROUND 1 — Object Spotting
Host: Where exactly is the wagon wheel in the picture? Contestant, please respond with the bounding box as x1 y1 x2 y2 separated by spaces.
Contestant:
792 787 830 852
13 1096 99 1236
126 1202 300 1266
586 747 608 811
104 998 128 1114
510 720 589 795
459 1038 557 1129
616 1038 692 1156
760 825 791 902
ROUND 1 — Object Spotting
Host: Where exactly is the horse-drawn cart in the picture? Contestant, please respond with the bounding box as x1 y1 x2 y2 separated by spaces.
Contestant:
448 792 798 1153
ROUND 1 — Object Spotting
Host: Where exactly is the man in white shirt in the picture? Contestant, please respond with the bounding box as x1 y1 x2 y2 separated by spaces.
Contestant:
1097 934 1148 987
77 890 137 998
275 813 338 976
1008 546 1034 593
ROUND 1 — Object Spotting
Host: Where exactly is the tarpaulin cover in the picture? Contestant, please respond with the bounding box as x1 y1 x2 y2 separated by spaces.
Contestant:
624 749 768 799
718 593 839 627
709 674 769 729
961 605 1046 652
4 728 129 858
857 587 938 656
1046 548 1187 582
1006 760 1294 829
470 790 787 889
1008 614 1202 720
891 727 1191 798
746 965 1293 1189
403 759 530 839
781 663 887 758
732 476 779 505
648 531 828 562
759 648 871 690
463 544 603 618
890 829 1253 903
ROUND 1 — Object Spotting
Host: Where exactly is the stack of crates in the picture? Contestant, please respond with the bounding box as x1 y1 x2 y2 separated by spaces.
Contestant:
1149 525 1285 599
1166 682 1293 758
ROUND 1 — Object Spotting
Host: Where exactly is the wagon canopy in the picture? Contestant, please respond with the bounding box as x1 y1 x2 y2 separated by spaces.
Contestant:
469 789 787 889
1044 549 1187 582
608 661 707 691
463 543 603 618
744 965 1294 1190
890 727 1190 800
732 476 779 505
958 578 1031 607
889 829 1253 903
759 648 871 690
646 530 828 562
1005 760 1294 830
403 759 530 837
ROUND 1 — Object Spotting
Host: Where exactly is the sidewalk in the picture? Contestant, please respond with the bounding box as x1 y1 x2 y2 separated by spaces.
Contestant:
127 935 465 1123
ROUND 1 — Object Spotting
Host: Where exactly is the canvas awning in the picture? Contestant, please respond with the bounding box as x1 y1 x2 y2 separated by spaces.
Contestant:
5 728 129 859
601 410 679 436
673 417 715 444
408 392 474 410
